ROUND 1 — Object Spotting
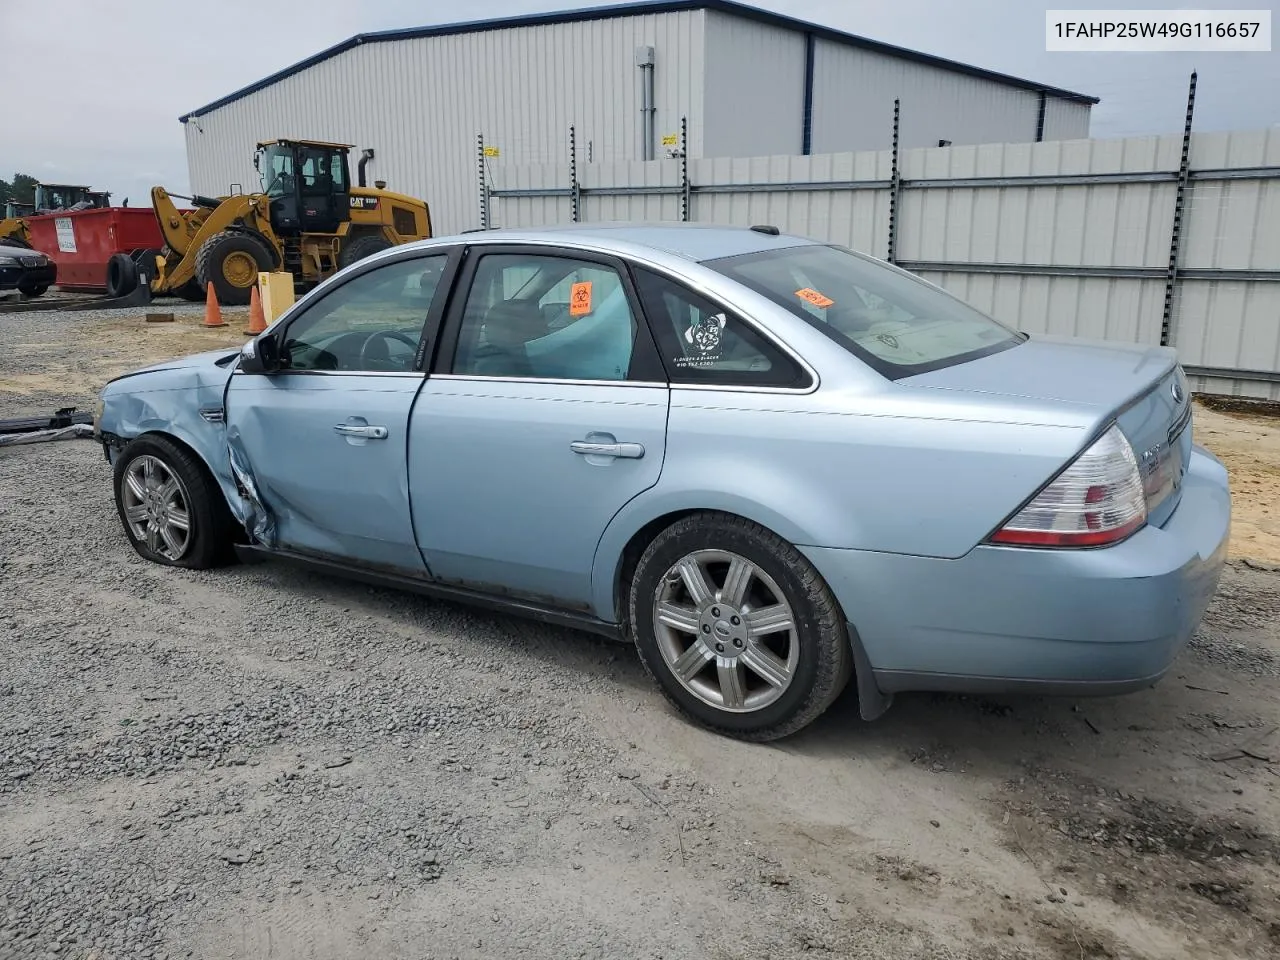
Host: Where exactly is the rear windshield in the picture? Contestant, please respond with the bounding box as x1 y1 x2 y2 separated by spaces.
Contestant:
705 244 1023 378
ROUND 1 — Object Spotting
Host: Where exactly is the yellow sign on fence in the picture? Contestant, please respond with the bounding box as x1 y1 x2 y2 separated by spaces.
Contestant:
661 134 679 146
483 146 501 157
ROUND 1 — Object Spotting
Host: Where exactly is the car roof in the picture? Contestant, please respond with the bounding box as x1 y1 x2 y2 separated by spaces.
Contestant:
441 222 819 263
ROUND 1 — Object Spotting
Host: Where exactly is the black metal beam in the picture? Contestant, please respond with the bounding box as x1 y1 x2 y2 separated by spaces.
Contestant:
904 171 1178 189
887 98 900 264
1161 71 1197 347
489 165 1276 201
801 32 816 156
896 261 1280 282
569 125 581 223
680 116 690 222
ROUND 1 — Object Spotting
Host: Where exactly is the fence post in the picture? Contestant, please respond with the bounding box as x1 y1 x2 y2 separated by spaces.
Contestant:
1161 71 1197 348
887 98 901 264
569 125 581 223
476 133 489 230
680 116 690 222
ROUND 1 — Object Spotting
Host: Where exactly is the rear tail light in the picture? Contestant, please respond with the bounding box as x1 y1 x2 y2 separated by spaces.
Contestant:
989 424 1146 548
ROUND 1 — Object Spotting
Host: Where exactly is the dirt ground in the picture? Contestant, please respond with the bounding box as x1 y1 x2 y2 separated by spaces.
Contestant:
2 306 1279 960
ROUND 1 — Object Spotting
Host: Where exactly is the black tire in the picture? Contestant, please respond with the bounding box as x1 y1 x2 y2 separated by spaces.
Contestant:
17 282 48 297
195 230 272 306
4 236 31 249
628 512 852 742
112 434 239 570
338 234 393 269
105 252 138 298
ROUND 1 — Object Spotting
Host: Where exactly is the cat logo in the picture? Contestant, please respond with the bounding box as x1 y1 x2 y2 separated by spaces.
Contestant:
350 197 380 210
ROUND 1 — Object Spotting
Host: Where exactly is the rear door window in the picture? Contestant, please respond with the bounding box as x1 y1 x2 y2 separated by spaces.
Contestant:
450 253 638 381
707 244 1023 378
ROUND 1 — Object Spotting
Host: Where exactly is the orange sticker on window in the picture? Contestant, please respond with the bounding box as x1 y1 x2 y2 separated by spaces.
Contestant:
569 281 593 316
795 287 834 308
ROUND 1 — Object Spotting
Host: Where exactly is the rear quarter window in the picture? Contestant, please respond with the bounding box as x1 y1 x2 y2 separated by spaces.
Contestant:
632 268 809 389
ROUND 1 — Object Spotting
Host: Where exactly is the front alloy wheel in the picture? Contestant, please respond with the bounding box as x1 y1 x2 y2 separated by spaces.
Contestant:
120 454 193 561
112 434 239 569
629 512 852 741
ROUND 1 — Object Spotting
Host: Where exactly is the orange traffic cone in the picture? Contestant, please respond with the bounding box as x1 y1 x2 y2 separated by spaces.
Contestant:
246 284 267 335
203 282 226 328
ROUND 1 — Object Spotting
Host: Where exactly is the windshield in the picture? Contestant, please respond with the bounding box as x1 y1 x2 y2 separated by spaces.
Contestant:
259 145 294 198
706 244 1023 378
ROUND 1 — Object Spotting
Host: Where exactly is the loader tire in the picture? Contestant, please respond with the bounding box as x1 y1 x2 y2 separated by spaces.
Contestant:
105 253 139 298
338 234 393 270
4 236 31 249
196 231 272 306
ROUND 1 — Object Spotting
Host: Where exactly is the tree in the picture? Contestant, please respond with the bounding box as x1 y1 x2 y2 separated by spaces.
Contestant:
9 174 37 206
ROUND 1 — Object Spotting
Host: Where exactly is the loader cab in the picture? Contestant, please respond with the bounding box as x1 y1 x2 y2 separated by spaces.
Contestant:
256 139 352 236
33 183 107 213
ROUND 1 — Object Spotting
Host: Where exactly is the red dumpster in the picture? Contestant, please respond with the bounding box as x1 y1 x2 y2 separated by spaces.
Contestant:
24 207 166 292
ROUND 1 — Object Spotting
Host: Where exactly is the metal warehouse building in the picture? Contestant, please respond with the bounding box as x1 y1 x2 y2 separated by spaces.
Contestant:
180 0 1098 234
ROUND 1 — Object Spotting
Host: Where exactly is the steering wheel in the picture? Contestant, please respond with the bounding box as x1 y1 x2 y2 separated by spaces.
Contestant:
357 330 418 371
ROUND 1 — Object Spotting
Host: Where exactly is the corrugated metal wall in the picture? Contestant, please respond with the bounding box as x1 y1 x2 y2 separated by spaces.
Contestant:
810 40 1060 153
185 9 708 235
488 128 1280 399
1042 97 1091 140
701 10 806 158
184 8 1096 236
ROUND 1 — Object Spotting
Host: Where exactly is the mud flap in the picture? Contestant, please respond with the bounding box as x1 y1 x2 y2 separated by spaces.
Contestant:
849 624 894 721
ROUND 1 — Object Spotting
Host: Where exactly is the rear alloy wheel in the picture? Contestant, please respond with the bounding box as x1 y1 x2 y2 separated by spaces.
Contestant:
628 512 852 741
112 435 238 569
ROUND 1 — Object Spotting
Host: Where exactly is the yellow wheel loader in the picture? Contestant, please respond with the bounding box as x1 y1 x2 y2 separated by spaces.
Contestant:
1 201 35 248
150 140 432 305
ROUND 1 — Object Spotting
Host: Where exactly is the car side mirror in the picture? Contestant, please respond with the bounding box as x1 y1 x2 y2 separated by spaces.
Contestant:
239 333 281 374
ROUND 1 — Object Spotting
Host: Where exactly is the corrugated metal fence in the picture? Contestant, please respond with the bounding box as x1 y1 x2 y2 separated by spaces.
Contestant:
482 124 1280 399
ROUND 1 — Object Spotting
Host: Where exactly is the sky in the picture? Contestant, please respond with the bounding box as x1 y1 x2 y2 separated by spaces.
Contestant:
1 0 1275 206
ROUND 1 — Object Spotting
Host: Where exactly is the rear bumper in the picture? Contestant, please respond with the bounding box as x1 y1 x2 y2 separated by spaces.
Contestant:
803 445 1231 697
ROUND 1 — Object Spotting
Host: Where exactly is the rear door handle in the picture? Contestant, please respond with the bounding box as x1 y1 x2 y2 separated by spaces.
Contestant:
570 440 645 459
334 423 388 439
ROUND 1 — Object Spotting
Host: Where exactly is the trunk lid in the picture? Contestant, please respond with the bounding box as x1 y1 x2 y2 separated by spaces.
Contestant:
905 335 1192 526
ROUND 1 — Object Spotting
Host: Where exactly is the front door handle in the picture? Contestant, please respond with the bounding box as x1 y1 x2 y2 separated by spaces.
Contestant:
570 440 645 459
334 423 388 439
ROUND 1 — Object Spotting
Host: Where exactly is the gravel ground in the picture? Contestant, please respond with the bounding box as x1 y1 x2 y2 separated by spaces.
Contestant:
3 306 1280 960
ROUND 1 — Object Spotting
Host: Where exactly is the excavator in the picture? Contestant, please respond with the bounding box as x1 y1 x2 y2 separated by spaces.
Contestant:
147 139 432 305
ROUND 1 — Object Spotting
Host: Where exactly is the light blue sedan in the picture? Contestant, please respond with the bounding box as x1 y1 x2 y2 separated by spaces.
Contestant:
96 224 1231 741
